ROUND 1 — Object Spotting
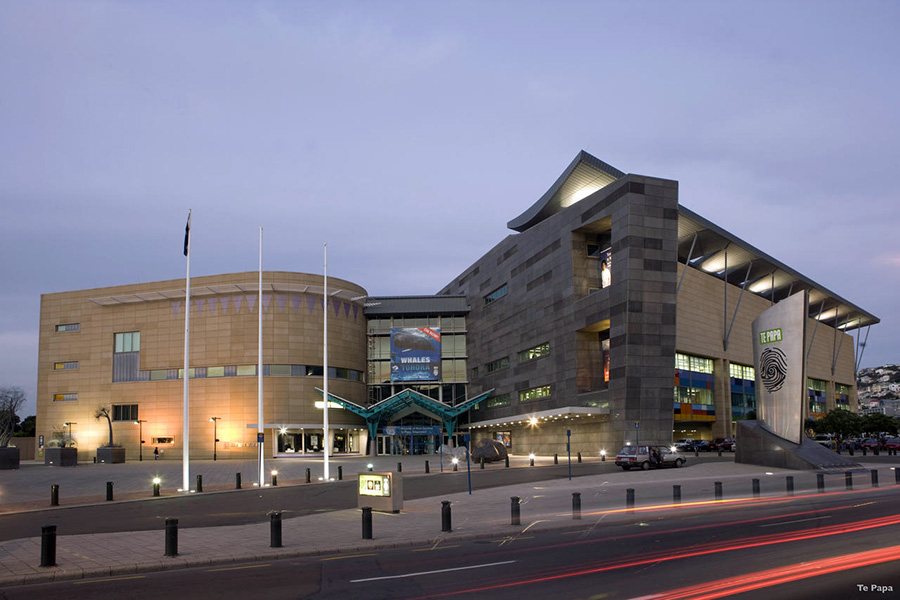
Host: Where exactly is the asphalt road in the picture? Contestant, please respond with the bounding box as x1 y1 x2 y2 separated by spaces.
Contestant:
0 461 628 542
4 483 898 599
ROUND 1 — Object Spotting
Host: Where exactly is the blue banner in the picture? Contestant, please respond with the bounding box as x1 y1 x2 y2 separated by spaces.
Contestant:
383 425 442 436
390 327 441 381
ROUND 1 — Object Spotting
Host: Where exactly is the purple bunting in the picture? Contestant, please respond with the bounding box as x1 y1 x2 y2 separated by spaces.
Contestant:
172 301 181 316
247 296 257 313
276 295 287 312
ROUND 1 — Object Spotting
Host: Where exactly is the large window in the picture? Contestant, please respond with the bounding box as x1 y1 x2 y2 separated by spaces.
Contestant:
730 362 756 419
518 342 550 363
112 404 139 421
808 378 827 416
114 332 140 353
835 383 851 407
675 352 715 421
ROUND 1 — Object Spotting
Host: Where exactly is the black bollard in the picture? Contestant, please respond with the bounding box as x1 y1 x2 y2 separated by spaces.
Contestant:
694 447 699 457
752 478 760 498
398 462 402 473
845 471 853 490
578 451 582 463
504 455 509 468
626 488 635 510
817 473 825 493
165 518 178 557
871 469 879 488
270 512 282 548
338 466 343 481
572 492 581 520
196 474 203 493
895 468 900 485
673 484 681 504
272 472 278 486
510 496 521 526
40 525 57 567
480 457 485 470
50 484 59 507
425 460 430 474
786 476 794 496
441 501 452 532
874 448 879 456
530 456 534 467
718 448 723 457
554 453 558 465
106 481 114 502
715 481 723 501
236 473 242 489
153 479 160 497
849 446 854 456
862 447 867 456
361 507 373 539
453 461 458 472
306 468 311 483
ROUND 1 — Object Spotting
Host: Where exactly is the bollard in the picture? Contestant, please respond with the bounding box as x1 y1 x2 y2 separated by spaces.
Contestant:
786 476 794 496
554 453 558 465
106 481 114 502
845 471 853 490
338 466 343 481
572 492 582 520
165 518 178 557
895 468 900 485
862 447 867 456
849 446 855 456
694 448 699 457
817 473 825 493
578 451 582 463
425 460 430 474
398 462 402 473
50 484 59 507
153 479 160 497
480 457 485 470
40 525 57 567
510 496 521 526
453 460 458 472
529 456 534 467
236 473 242 489
871 469 879 488
361 507 373 540
272 472 278 486
874 448 879 456
715 481 723 501
196 474 203 493
306 468 311 483
752 478 760 498
441 501 452 532
504 456 509 468
673 484 681 504
626 488 635 510
270 512 282 548
718 448 723 457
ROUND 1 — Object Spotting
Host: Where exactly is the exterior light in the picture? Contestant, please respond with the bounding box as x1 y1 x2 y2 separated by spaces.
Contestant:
271 470 278 475
367 463 374 471
152 477 161 484
529 417 538 426
670 446 677 453
279 427 287 435
452 457 459 464
529 453 535 466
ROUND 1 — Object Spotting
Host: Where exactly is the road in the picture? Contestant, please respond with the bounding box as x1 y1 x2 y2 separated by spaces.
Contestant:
4 483 897 599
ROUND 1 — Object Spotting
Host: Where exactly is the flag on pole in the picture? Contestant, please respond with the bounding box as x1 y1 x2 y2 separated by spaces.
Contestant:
183 210 192 256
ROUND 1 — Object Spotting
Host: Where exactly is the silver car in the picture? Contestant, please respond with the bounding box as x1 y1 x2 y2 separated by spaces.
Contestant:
615 445 686 470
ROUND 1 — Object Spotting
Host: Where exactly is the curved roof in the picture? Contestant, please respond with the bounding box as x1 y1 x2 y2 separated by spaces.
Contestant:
507 151 624 232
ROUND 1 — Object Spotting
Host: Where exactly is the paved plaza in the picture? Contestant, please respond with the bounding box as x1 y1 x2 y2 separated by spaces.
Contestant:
1 454 897 587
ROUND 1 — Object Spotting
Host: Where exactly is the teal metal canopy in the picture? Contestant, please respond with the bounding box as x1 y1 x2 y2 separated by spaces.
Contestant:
314 387 493 442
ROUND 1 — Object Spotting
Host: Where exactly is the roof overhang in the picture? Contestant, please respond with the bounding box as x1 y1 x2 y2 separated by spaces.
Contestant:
469 405 609 430
89 281 365 306
678 206 879 331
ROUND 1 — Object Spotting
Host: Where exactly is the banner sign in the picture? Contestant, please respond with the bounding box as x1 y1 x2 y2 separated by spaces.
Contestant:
752 291 808 445
359 473 392 497
383 425 442 436
390 327 441 381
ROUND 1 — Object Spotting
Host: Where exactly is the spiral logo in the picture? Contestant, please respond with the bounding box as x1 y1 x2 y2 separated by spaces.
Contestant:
760 347 788 393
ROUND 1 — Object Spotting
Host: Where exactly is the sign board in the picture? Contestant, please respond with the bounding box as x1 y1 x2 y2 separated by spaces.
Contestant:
390 327 441 381
357 471 403 513
752 291 808 445
257 432 265 443
383 425 442 436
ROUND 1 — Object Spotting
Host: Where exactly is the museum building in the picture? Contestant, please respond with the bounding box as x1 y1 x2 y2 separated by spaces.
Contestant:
35 151 879 461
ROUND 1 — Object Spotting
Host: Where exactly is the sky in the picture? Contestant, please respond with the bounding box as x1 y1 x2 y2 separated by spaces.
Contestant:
2 1 898 418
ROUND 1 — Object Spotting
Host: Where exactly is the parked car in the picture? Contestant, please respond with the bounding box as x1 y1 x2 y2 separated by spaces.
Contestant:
711 438 736 452
615 445 686 470
674 439 695 451
882 438 900 451
693 440 712 452
861 438 883 451
813 434 836 450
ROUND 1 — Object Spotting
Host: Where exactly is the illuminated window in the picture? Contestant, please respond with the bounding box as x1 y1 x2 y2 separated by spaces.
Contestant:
54 361 79 370
518 343 550 363
485 357 509 373
483 394 511 408
519 385 551 402
729 363 755 380
53 393 78 402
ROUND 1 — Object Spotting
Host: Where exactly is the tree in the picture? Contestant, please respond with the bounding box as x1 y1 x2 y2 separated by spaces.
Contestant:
813 409 862 445
860 413 900 437
95 407 115 447
0 386 26 447
14 415 35 437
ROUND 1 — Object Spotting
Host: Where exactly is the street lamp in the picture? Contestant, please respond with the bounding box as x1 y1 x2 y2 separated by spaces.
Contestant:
134 420 147 461
210 417 221 461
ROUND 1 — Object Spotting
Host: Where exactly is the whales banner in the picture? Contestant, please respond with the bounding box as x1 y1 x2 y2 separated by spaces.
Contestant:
390 327 441 382
752 291 808 445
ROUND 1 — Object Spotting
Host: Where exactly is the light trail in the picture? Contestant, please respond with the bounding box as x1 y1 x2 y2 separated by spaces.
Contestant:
631 544 900 600
411 513 900 598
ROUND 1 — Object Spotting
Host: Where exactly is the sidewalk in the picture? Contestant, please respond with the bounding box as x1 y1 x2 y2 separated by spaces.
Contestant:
1 459 897 587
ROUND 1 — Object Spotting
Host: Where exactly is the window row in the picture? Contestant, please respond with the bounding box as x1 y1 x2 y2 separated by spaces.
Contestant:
519 385 551 402
53 361 79 370
367 316 466 334
483 284 508 306
367 334 467 360
55 323 80 332
124 364 363 382
367 359 468 384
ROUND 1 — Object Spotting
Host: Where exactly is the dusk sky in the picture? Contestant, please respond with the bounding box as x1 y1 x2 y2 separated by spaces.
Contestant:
2 1 897 417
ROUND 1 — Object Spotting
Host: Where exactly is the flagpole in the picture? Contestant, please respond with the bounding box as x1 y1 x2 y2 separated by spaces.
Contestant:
323 243 330 481
258 227 265 486
182 210 191 492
